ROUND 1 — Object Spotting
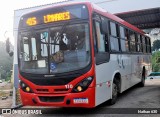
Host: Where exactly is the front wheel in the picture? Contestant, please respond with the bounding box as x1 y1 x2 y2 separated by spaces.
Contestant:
109 82 118 105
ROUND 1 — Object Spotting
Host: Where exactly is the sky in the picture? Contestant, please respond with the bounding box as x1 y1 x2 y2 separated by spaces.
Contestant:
0 0 65 44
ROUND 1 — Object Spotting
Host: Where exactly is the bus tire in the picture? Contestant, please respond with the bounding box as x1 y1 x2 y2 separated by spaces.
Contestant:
109 82 118 105
139 70 145 87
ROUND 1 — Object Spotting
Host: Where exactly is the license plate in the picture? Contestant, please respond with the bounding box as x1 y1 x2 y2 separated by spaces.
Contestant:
73 98 88 104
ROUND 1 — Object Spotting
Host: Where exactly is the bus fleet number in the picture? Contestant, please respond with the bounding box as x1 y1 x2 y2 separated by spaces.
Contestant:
65 84 73 89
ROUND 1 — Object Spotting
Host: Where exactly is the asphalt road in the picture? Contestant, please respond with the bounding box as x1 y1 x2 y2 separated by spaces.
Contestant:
2 79 160 117
39 79 160 116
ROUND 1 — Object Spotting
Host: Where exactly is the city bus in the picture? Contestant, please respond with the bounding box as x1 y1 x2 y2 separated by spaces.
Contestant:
14 1 151 108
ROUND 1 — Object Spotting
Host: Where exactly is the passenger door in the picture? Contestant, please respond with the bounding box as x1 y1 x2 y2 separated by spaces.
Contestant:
93 14 111 105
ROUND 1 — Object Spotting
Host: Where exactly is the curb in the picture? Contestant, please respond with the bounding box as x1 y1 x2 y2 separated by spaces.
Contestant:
11 104 23 109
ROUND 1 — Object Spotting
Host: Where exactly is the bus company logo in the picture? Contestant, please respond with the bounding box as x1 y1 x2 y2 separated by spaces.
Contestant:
117 55 125 69
44 74 55 77
2 109 11 114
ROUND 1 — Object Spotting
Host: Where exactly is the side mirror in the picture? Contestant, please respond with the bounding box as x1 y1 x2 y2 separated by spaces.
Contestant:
6 38 13 57
100 19 108 35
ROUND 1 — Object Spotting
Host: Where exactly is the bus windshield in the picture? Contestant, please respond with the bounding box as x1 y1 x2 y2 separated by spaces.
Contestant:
18 23 90 74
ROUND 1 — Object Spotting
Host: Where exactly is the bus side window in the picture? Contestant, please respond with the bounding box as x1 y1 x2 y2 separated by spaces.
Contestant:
95 22 105 52
129 31 136 52
142 36 146 53
124 29 130 52
148 37 151 53
145 37 148 53
136 34 142 52
109 21 120 51
119 26 129 52
140 35 143 52
93 16 109 65
146 37 151 53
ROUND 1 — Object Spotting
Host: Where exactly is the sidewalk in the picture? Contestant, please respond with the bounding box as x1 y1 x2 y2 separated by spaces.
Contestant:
0 96 12 108
0 82 13 108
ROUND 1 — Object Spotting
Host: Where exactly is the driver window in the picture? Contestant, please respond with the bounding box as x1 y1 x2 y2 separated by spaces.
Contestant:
93 16 109 65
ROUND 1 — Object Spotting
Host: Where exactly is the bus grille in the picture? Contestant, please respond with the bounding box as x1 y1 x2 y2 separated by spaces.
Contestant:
36 89 49 93
39 96 65 102
54 89 69 92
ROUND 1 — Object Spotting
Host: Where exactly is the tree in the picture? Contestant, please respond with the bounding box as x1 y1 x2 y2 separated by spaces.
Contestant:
153 64 160 72
152 51 160 72
0 41 13 80
152 39 160 51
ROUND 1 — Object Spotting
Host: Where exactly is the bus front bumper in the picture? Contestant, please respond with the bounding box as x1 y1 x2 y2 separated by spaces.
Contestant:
20 87 95 108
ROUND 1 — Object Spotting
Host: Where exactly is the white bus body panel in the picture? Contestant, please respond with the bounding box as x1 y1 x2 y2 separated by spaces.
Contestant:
95 54 151 106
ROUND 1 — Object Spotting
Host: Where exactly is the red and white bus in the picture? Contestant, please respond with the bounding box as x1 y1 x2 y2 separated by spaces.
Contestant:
17 1 151 108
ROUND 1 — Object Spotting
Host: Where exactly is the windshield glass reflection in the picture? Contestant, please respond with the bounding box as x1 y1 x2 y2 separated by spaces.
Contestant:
19 23 90 74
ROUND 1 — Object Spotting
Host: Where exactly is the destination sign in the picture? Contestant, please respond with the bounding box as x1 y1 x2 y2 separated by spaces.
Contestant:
44 12 70 23
26 12 70 26
20 4 89 28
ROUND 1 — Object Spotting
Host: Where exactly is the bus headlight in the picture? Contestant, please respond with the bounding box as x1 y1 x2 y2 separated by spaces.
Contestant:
20 80 33 93
72 77 93 93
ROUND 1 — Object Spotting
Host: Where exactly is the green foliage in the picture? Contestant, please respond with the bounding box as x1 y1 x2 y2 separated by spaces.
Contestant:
152 51 160 72
0 41 13 80
152 40 160 51
6 76 11 82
